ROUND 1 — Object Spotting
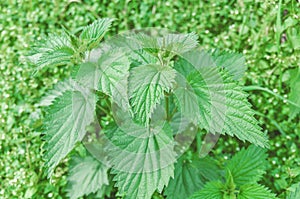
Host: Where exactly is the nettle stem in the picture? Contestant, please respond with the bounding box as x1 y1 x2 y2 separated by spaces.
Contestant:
165 93 170 120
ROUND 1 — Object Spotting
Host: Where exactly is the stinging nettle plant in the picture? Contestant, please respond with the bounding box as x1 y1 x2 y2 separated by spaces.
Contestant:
29 18 277 199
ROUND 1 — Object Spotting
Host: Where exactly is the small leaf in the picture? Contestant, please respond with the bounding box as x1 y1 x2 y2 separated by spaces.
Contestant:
238 184 278 199
158 33 199 55
67 153 109 199
135 32 198 57
226 145 267 186
36 46 74 68
129 64 176 124
97 49 131 108
190 181 224 199
80 18 114 49
29 33 75 71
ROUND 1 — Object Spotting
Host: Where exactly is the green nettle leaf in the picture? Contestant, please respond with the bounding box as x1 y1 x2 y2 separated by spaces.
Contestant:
106 123 176 199
158 33 199 55
173 75 200 124
129 64 176 124
190 181 224 199
29 33 75 70
43 84 97 177
287 183 300 199
191 145 274 199
238 184 277 199
135 32 198 57
79 18 114 49
97 50 130 108
175 58 268 147
209 49 246 80
67 154 109 199
288 68 300 119
226 145 267 185
72 62 100 90
39 79 78 106
164 156 220 199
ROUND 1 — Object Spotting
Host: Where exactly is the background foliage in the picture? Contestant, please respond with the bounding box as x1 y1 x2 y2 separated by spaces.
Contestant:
0 0 299 198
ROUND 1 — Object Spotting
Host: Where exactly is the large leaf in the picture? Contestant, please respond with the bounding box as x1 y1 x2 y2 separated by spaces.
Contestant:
164 155 220 199
190 181 224 199
226 145 267 185
39 79 78 107
174 55 268 147
105 122 176 199
129 64 176 124
67 154 109 199
238 184 278 199
43 82 97 177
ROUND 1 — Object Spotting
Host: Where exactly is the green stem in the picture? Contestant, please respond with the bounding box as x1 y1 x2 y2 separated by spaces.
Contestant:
253 110 286 135
196 132 202 155
96 104 110 116
165 95 169 120
243 85 300 108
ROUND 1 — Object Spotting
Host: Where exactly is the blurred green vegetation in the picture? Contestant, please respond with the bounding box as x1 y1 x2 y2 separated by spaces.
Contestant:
0 0 299 198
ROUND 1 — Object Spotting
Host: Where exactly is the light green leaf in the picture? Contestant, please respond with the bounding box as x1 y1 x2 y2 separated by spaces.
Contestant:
106 122 176 199
39 79 78 107
287 183 300 199
97 50 130 108
129 64 176 124
43 82 97 177
174 56 268 147
158 33 199 55
71 49 130 108
209 49 246 80
238 184 277 199
67 154 109 199
164 156 220 199
134 32 198 56
173 74 199 124
226 145 267 185
37 46 74 68
190 181 224 199
29 33 75 70
72 62 100 90
80 18 114 49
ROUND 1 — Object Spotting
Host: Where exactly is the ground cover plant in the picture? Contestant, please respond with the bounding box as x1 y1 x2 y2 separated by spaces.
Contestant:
0 0 299 198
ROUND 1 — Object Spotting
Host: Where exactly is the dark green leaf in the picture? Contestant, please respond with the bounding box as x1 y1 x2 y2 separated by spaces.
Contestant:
238 184 277 199
164 156 220 199
226 145 267 185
